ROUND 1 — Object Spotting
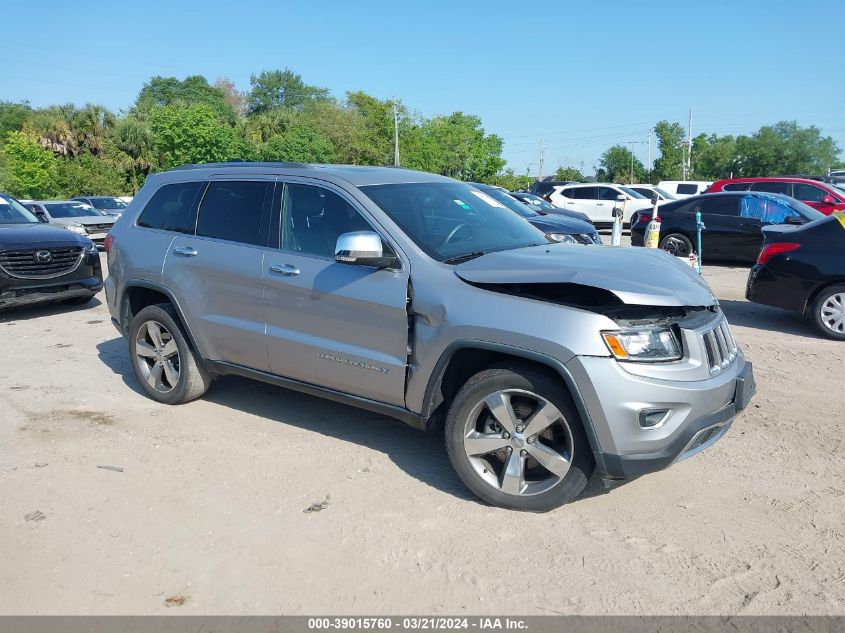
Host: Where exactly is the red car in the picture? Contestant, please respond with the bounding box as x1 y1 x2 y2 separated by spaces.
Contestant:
706 177 845 215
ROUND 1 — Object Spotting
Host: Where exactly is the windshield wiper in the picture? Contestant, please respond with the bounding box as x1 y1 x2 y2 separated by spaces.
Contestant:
443 251 486 264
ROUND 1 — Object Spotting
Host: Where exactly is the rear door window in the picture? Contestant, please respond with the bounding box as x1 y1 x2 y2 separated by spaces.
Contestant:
195 181 270 246
750 181 790 195
722 182 752 191
137 181 203 233
676 183 699 195
571 187 597 200
698 197 740 216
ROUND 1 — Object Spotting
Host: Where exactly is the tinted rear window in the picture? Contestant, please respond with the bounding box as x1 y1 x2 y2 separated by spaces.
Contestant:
196 181 269 246
676 183 699 194
137 181 202 233
750 181 790 195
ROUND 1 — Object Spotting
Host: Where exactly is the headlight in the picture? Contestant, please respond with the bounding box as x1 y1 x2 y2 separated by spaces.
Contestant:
65 223 87 235
549 233 578 243
602 329 682 362
581 233 602 245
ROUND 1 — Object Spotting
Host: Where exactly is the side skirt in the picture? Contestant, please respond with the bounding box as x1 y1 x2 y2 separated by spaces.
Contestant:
209 361 426 431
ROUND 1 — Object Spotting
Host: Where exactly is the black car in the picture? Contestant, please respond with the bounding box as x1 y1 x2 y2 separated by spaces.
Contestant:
630 192 825 263
508 191 593 224
0 193 103 310
471 184 601 244
528 179 575 198
746 213 845 340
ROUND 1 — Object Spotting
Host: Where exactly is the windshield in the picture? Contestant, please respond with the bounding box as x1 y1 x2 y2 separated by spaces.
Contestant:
620 187 647 199
89 197 127 210
476 186 537 218
653 187 678 200
0 194 39 224
517 193 556 211
44 202 100 218
361 182 548 262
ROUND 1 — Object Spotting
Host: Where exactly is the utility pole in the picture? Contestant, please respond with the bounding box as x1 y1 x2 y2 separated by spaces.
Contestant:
686 109 692 179
392 99 400 167
538 140 545 181
647 130 652 182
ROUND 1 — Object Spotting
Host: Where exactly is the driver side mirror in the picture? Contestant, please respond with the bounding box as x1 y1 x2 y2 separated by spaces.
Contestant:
821 194 836 205
335 231 397 268
35 211 49 223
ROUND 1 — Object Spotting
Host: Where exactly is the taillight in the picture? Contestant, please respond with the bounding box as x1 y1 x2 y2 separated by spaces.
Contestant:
757 242 800 265
104 234 115 254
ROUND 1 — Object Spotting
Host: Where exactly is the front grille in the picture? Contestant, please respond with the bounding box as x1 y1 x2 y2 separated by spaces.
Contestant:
702 317 738 375
84 223 112 233
0 247 83 279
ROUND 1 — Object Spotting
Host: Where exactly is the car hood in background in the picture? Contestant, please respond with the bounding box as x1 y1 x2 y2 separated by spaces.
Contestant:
0 223 90 249
454 244 715 307
527 214 596 235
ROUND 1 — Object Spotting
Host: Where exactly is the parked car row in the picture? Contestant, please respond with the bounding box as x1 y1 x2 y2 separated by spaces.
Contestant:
23 200 115 247
705 177 845 215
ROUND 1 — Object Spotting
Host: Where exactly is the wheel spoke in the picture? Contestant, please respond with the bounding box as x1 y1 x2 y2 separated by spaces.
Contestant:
464 432 510 457
146 362 163 390
162 360 179 386
483 392 519 434
147 322 165 350
523 400 562 438
135 340 157 358
161 339 178 358
500 450 524 494
527 441 571 478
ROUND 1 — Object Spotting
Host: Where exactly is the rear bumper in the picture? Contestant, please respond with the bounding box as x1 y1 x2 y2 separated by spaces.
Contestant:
746 264 808 313
0 276 102 309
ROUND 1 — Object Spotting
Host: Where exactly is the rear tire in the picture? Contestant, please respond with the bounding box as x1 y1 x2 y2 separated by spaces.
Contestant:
129 303 212 404
659 233 694 258
810 284 845 340
444 364 594 512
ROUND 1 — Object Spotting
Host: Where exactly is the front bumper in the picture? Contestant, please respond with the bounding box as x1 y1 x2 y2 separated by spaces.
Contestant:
0 276 103 309
566 354 755 480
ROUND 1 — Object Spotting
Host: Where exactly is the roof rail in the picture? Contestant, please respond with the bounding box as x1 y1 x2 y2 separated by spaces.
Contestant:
171 161 314 171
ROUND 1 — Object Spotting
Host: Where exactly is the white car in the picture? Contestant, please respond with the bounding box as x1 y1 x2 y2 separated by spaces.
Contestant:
548 183 654 225
656 181 713 198
627 184 677 201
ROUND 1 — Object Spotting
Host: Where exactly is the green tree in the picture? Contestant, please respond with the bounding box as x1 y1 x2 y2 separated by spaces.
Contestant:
135 76 236 125
0 131 56 198
259 125 335 163
737 121 840 176
553 165 583 181
652 120 686 182
597 144 645 183
148 104 243 169
425 112 505 181
691 133 737 179
486 168 532 190
247 69 330 115
53 153 128 197
0 101 33 143
106 116 155 192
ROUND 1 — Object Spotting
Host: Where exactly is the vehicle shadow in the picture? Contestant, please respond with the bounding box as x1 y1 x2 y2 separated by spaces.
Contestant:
94 337 475 502
718 299 821 340
0 296 102 324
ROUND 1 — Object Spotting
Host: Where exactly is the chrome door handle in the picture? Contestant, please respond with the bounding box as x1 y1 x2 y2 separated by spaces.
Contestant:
566 201 574 205
173 246 198 257
269 264 301 276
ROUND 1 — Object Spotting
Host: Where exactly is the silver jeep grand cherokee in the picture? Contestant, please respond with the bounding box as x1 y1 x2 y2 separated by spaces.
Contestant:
104 163 755 511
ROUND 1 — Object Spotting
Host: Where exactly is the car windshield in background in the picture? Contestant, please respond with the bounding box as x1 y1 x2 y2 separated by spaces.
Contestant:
361 182 548 262
44 203 100 218
518 194 556 211
653 187 677 200
0 194 39 224
90 197 127 210
620 187 647 199
477 186 537 218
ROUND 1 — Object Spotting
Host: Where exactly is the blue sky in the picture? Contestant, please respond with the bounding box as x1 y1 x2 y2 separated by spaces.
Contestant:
2 0 843 174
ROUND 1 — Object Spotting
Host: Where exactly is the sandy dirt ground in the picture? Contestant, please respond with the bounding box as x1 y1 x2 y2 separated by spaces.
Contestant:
1 245 843 616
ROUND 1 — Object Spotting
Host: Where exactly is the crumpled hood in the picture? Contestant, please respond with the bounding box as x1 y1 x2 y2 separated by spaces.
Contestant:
454 244 716 307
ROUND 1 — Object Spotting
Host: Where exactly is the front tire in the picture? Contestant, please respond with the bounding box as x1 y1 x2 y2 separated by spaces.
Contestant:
811 285 845 340
129 303 212 404
444 364 594 512
659 233 693 258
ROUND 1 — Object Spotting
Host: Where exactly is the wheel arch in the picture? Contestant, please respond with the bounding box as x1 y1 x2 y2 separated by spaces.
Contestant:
803 279 845 316
421 340 606 474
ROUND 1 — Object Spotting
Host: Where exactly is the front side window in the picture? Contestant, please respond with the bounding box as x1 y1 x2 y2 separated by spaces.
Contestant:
740 195 803 224
43 203 100 218
361 182 547 262
597 187 621 201
794 183 827 203
0 194 39 224
723 182 752 191
137 181 203 233
196 181 269 246
282 184 373 257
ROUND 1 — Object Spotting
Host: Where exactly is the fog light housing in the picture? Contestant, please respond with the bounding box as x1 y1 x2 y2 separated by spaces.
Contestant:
638 408 671 429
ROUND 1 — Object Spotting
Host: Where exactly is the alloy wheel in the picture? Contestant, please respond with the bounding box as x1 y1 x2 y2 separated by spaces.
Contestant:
462 389 574 496
820 292 845 334
662 236 691 257
134 320 181 393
